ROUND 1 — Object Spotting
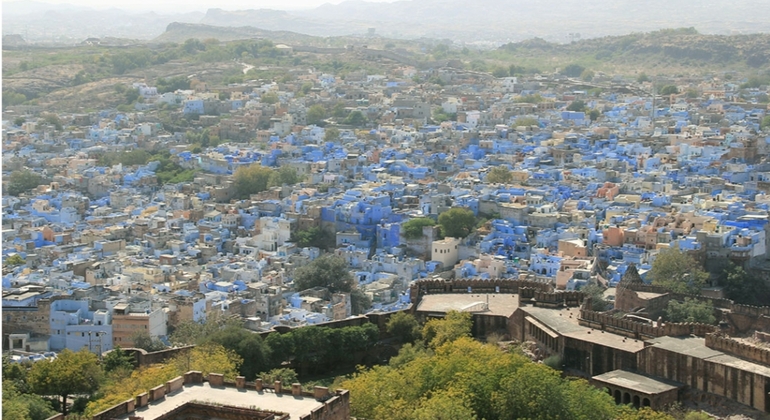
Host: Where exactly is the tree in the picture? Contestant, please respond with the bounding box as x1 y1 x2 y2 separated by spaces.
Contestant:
580 69 595 81
267 166 301 187
665 298 716 324
4 254 25 267
493 363 570 420
401 218 436 240
3 380 56 420
131 331 166 352
102 346 135 373
293 254 353 293
637 73 651 83
206 326 269 380
344 110 367 127
567 100 587 112
386 312 421 343
233 163 274 199
350 288 372 315
650 248 708 294
486 166 513 184
324 127 340 143
261 92 279 104
13 116 25 126
307 104 327 125
438 207 476 238
581 283 610 311
491 66 509 78
291 227 335 250
513 116 539 127
659 85 679 95
28 349 102 415
422 311 472 349
7 169 46 196
332 102 347 118
761 115 770 131
561 63 585 77
719 263 770 305
258 367 298 384
589 109 602 121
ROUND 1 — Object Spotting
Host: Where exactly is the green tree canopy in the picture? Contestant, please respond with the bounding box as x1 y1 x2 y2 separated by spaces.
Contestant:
156 76 190 93
293 254 353 293
234 163 274 199
28 349 102 415
102 346 135 373
351 288 372 315
343 110 367 127
513 116 539 127
291 227 335 250
307 104 327 126
7 169 46 196
438 207 476 238
342 333 622 420
719 263 770 305
386 312 421 343
761 115 770 131
401 217 436 239
324 127 340 143
422 310 472 349
486 166 513 184
650 248 708 294
561 63 585 77
4 254 26 267
659 85 679 95
267 166 301 187
131 331 166 352
665 298 716 324
581 283 610 311
567 100 587 112
261 92 279 104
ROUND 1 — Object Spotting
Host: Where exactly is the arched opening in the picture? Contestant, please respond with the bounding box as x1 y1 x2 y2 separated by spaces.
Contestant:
642 398 651 407
633 395 640 408
614 390 621 404
623 392 631 404
605 387 612 396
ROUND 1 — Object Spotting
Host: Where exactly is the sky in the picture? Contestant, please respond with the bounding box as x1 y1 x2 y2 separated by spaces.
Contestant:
3 0 401 13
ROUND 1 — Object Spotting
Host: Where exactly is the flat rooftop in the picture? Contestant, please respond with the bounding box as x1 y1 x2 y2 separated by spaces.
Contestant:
523 306 646 353
592 370 682 394
416 293 520 318
121 382 323 420
646 336 770 377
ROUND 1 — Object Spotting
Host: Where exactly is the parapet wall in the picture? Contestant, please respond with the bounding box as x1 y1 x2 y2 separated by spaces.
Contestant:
115 345 195 367
519 288 584 308
410 278 552 310
56 371 349 420
579 308 718 339
705 333 770 367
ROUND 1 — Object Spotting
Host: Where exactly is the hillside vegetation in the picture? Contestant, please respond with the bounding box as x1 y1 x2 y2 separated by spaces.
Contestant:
3 27 769 112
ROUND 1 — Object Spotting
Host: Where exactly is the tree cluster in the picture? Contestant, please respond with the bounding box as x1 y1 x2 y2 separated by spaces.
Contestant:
401 217 436 239
265 323 379 374
343 314 621 420
6 169 47 196
650 248 708 294
438 207 477 238
233 164 301 199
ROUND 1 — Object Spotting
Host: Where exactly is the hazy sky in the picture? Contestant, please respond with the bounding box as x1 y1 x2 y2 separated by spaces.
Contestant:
3 0 401 13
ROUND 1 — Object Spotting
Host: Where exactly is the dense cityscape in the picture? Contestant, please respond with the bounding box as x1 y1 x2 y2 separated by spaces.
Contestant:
4 10 770 420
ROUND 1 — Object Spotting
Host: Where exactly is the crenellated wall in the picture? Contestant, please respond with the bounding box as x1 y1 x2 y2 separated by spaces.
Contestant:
410 278 552 312
56 371 350 420
579 308 718 339
706 333 770 367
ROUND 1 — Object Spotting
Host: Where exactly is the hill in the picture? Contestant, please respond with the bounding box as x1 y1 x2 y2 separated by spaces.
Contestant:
493 29 770 74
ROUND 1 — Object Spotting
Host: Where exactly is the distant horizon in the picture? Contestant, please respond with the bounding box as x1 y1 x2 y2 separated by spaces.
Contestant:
1 0 402 13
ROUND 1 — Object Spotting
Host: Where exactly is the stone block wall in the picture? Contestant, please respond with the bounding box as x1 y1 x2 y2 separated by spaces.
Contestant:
706 333 770 366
